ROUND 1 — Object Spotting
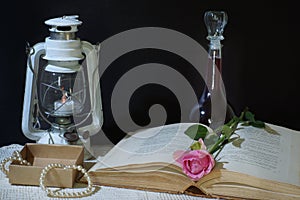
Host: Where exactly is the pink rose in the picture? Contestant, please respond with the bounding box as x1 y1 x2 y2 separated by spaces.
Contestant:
173 150 215 181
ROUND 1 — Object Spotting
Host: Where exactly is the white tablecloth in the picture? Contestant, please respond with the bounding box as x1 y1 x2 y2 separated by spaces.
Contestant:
0 144 215 200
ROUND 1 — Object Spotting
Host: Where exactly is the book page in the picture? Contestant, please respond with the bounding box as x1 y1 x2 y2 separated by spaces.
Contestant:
90 123 203 171
218 123 300 186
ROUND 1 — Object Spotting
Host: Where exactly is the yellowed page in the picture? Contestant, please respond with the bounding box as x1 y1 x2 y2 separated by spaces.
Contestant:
90 123 206 171
217 123 300 186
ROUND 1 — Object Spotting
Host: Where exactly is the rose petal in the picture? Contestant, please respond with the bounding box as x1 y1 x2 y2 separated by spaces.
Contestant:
198 138 207 150
173 150 188 165
178 150 215 181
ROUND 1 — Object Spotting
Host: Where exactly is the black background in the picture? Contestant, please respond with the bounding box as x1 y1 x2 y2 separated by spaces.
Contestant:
0 0 298 146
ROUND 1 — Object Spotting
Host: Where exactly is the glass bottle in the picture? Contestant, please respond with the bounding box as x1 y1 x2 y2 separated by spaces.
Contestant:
198 11 235 128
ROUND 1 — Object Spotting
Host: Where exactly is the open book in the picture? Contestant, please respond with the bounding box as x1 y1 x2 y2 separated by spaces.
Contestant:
85 123 300 200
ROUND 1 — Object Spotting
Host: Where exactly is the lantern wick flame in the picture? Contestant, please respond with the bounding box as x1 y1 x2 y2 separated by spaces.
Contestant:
61 87 68 103
61 92 67 103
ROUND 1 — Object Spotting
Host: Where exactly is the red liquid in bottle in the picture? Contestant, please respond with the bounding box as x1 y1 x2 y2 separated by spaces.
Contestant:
196 55 235 126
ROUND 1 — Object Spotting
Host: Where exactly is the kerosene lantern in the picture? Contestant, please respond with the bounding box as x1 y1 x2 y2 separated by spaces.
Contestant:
22 15 103 151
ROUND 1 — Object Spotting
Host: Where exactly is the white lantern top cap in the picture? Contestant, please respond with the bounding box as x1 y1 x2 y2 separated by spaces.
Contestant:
45 15 82 27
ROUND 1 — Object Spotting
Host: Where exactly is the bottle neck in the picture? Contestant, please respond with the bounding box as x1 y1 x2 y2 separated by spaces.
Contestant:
205 39 223 92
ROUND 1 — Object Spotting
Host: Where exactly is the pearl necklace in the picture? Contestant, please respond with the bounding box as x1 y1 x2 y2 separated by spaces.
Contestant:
0 150 31 175
1 150 96 198
40 163 95 197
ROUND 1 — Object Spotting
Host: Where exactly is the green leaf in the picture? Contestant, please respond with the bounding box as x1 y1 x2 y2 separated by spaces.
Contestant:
226 116 241 126
222 125 233 138
190 141 201 150
249 120 265 128
184 124 208 140
232 138 245 148
264 124 280 135
213 126 223 135
244 111 255 122
204 132 219 147
241 122 250 126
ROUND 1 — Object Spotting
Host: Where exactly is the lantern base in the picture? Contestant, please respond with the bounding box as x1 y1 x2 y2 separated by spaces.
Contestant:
36 131 93 160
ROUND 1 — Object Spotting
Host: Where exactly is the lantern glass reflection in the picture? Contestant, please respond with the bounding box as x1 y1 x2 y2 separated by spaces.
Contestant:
38 60 86 125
